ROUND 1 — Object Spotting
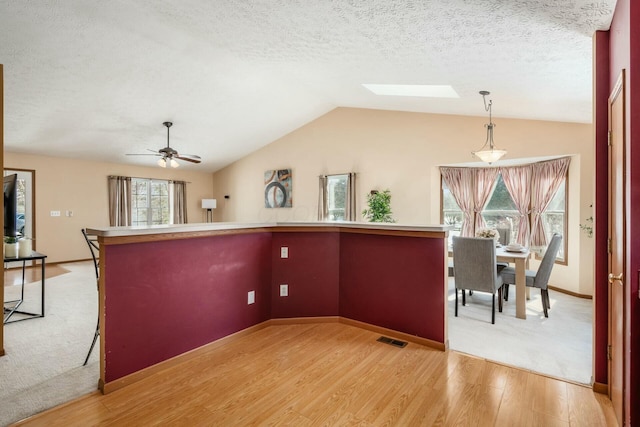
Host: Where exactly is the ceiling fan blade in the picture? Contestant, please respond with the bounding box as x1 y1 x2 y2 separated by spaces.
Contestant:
175 154 201 164
125 153 161 156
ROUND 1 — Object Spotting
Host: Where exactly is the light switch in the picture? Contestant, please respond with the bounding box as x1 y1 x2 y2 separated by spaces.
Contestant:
280 284 288 297
281 246 289 258
248 290 255 304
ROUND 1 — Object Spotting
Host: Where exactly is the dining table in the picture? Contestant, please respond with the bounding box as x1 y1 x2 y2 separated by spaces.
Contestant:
496 246 531 319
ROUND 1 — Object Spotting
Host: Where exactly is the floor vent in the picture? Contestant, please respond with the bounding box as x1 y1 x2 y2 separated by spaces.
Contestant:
376 336 408 348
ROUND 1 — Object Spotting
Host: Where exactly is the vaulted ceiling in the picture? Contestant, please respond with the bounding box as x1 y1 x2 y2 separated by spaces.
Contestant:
0 1 617 172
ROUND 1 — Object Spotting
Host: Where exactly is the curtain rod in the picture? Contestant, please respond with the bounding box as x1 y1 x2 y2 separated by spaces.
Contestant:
108 175 191 183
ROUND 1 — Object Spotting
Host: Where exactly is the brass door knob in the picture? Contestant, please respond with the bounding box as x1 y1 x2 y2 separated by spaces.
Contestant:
608 273 623 284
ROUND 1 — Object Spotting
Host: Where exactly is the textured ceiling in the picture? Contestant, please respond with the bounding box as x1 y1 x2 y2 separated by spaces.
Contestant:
0 1 616 172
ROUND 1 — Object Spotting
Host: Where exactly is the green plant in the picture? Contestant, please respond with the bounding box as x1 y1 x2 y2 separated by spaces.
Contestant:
362 189 396 223
4 236 18 244
580 204 593 238
580 216 593 238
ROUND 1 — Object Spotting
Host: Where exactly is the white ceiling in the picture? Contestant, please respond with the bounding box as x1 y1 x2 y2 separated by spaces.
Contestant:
0 1 616 172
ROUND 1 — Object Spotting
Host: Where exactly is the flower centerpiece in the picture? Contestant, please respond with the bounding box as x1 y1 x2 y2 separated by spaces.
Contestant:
475 227 500 244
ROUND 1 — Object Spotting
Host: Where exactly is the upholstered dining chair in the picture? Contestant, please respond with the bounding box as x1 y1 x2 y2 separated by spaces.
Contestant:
452 236 504 324
500 233 562 318
81 228 100 366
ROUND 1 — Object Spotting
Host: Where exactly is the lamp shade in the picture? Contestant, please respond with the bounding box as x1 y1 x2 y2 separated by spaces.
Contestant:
473 148 507 164
202 199 217 209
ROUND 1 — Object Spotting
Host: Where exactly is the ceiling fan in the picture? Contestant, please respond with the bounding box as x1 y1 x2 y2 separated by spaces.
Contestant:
126 121 201 168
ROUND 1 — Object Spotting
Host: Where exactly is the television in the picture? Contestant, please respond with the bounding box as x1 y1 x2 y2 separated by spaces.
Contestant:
4 173 19 238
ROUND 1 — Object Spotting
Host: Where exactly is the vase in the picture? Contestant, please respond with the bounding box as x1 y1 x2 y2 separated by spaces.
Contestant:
18 238 32 257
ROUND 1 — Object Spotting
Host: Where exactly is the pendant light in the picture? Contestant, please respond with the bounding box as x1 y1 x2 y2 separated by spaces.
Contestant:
472 90 507 164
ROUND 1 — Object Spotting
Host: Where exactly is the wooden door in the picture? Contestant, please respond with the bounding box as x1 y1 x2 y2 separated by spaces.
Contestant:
608 70 625 426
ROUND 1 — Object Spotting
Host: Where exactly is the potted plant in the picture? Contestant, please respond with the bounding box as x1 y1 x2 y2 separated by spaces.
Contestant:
4 236 19 258
362 189 396 223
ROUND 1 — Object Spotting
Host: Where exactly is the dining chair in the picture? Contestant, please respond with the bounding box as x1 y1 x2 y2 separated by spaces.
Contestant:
500 233 562 317
452 236 504 324
81 228 100 366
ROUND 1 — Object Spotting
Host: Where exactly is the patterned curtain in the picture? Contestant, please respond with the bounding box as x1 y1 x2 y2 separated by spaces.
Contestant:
172 180 188 224
108 176 132 227
440 167 475 237
530 157 571 247
473 168 500 232
500 165 532 245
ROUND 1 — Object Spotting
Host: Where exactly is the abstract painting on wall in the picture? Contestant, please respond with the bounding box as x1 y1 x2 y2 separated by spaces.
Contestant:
264 169 292 208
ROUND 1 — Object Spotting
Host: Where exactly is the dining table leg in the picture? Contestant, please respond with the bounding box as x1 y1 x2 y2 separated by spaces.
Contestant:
515 257 527 319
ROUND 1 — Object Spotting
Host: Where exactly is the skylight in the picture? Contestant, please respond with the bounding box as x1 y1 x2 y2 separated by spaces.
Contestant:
362 84 459 98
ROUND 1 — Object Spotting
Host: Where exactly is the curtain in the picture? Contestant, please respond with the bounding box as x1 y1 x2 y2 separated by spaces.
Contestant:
344 172 357 221
500 165 532 245
440 167 475 237
318 175 328 221
473 168 500 232
172 180 188 224
108 176 132 227
530 157 571 247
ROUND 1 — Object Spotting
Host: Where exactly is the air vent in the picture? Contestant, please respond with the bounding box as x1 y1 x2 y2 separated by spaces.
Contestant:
376 336 408 348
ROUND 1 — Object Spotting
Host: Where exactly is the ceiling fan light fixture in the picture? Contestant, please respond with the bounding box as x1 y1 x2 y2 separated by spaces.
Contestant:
126 121 202 167
472 90 507 164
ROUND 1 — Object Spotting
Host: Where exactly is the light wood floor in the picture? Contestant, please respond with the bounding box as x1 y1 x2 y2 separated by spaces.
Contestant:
4 264 70 287
14 323 617 426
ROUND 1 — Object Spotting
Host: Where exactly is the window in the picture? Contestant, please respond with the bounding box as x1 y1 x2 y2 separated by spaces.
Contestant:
540 179 567 261
442 180 463 240
326 174 348 221
132 178 170 226
482 174 522 246
441 172 568 262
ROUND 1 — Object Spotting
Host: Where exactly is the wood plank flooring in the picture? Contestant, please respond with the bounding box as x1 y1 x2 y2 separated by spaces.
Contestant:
13 323 617 426
4 264 69 287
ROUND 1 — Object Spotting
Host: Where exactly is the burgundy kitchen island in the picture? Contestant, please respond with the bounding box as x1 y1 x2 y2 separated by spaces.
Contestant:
87 222 449 393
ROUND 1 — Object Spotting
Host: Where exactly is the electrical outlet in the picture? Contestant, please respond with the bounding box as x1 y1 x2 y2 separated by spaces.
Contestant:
280 284 288 297
280 246 288 258
248 290 255 305
50 210 60 217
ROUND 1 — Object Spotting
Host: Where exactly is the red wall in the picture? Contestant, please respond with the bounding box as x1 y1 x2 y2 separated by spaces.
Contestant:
102 229 447 385
271 232 340 317
103 233 272 382
339 233 446 342
629 3 640 421
593 30 610 387
599 0 640 422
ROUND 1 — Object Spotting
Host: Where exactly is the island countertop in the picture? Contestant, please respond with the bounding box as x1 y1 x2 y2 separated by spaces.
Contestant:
87 221 450 239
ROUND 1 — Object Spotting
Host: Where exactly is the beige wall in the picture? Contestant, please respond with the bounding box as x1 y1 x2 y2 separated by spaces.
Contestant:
5 152 214 263
212 107 595 296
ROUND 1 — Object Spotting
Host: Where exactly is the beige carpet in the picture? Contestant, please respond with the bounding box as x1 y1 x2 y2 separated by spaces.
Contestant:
447 277 593 385
0 262 99 427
